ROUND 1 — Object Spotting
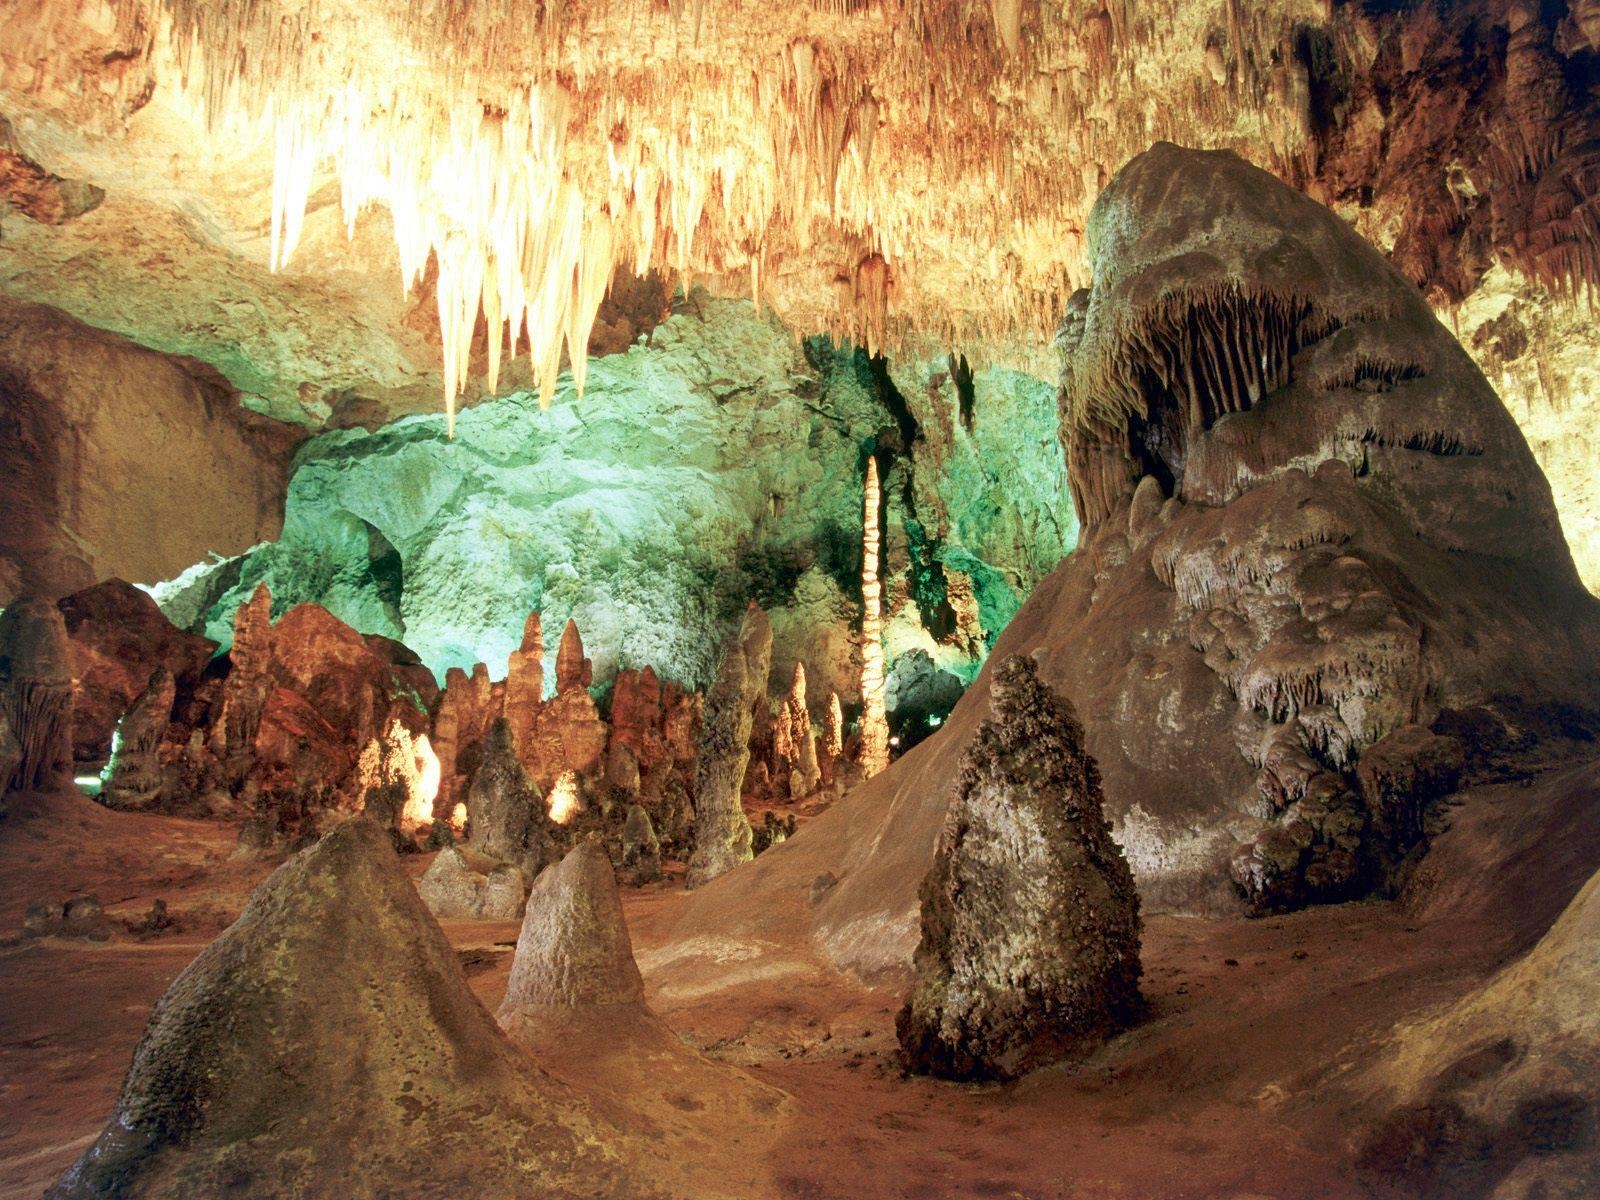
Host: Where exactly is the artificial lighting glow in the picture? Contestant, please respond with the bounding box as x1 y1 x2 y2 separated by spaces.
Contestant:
450 802 468 835
547 770 580 825
74 775 104 794
404 734 442 831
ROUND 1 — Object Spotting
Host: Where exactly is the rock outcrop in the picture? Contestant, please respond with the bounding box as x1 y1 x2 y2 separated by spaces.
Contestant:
417 846 527 921
49 819 643 1199
1047 143 1600 913
686 604 771 888
57 580 215 763
897 655 1142 1081
620 804 662 884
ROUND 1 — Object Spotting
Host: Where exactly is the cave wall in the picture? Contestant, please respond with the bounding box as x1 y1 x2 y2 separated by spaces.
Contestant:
149 293 1075 704
0 297 299 603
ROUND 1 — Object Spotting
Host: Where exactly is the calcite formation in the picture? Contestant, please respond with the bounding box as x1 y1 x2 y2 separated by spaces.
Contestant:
465 717 565 879
100 668 175 812
502 611 544 760
0 597 75 796
555 619 593 695
620 804 662 885
57 579 215 764
897 655 1142 1081
50 819 645 1198
418 846 527 922
209 584 272 786
784 662 822 798
1044 142 1600 913
858 456 890 779
687 604 771 889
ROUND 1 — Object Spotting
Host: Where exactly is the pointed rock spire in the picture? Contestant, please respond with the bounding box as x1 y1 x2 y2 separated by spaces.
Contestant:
50 819 638 1199
555 618 592 695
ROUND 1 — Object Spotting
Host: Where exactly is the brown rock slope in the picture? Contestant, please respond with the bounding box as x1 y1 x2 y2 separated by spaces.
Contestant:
643 143 1600 991
49 819 652 1200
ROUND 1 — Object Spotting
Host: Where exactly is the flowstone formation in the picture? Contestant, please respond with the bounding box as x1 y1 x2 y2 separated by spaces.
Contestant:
1043 143 1600 914
49 819 646 1199
0 597 75 797
897 655 1142 1081
687 604 772 889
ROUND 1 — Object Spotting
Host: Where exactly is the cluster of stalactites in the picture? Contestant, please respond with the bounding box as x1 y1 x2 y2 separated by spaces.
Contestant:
94 0 1349 428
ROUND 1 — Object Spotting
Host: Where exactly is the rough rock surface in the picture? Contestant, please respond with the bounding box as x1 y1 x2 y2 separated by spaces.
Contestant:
100 668 175 812
687 605 771 888
500 841 645 1010
1354 863 1600 1198
1047 143 1600 913
57 580 216 763
464 717 565 878
417 846 527 922
0 597 75 795
620 804 662 885
49 819 645 1199
0 296 294 603
897 655 1142 1081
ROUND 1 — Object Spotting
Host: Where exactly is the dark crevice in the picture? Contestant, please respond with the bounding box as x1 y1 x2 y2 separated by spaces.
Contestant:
1123 290 1342 500
950 352 976 431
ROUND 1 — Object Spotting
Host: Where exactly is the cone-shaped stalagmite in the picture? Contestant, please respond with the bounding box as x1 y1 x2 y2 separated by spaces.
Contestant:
859 457 889 778
499 840 644 1011
498 840 790 1196
210 584 271 784
0 597 75 795
897 655 1142 1081
686 603 771 888
555 618 592 695
101 667 175 812
50 820 644 1199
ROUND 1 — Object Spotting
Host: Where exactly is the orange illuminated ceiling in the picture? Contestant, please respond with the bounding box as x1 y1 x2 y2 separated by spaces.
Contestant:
54 1 1336 426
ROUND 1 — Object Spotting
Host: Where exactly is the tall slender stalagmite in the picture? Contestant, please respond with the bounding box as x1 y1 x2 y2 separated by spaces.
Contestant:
859 456 890 778
787 662 821 796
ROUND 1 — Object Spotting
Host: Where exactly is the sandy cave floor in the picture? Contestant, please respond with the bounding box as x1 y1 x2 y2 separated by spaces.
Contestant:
3 764 1597 1200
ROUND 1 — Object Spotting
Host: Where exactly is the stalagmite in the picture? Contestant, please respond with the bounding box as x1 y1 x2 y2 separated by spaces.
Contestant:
859 457 890 779
0 598 75 797
686 604 771 888
503 611 544 758
555 618 592 695
897 656 1143 1081
465 717 563 877
821 691 845 786
786 662 821 797
211 584 272 785
101 667 175 812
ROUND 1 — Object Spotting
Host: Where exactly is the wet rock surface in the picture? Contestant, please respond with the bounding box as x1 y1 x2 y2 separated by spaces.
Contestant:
897 656 1142 1081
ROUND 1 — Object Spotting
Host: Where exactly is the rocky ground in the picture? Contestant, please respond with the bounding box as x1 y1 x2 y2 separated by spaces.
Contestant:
4 754 1596 1199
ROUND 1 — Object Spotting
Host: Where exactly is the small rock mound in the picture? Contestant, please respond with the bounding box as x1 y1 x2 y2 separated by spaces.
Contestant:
418 845 527 921
501 840 644 1010
897 654 1143 1081
50 819 642 1199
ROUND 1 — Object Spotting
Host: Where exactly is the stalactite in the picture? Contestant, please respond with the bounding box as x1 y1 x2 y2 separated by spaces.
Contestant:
859 456 889 779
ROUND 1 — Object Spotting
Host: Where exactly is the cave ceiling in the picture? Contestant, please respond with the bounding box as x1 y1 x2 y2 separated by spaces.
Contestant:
1 2 1597 473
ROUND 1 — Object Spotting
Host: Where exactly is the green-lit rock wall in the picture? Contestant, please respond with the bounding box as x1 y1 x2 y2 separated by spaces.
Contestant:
150 293 1076 706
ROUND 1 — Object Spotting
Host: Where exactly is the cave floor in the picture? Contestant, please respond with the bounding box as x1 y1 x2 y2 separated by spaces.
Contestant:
3 767 1596 1200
